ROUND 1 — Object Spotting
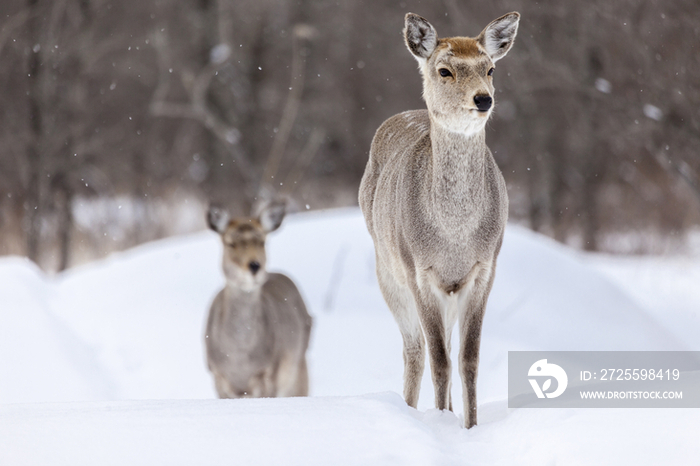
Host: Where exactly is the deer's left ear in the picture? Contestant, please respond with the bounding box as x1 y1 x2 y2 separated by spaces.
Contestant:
477 12 520 62
258 199 287 233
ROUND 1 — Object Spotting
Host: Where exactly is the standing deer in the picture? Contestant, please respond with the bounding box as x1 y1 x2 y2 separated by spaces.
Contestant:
204 202 312 398
359 12 519 428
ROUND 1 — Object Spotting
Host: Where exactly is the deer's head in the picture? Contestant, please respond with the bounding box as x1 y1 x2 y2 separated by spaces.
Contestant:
207 202 286 291
404 12 520 135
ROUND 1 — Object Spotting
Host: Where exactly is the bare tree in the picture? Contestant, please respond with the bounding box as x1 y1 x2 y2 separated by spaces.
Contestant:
2 0 700 270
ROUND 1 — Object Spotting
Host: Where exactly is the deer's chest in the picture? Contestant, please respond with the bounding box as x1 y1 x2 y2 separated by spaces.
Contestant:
211 306 273 363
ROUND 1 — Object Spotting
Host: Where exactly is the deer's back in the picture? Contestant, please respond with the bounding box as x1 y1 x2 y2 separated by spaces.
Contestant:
359 110 430 239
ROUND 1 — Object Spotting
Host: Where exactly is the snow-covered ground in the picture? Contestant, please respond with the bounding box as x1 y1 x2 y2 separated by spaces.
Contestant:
1 208 699 465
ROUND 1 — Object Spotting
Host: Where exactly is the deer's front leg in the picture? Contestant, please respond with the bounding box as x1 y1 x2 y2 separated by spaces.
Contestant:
413 287 451 411
458 265 495 428
459 308 483 428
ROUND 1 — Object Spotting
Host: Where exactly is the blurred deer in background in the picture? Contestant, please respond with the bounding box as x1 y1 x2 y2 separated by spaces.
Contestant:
200 23 322 399
359 12 520 428
204 201 312 398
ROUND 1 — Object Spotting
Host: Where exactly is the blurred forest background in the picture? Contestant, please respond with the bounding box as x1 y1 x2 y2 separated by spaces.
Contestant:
1 0 699 272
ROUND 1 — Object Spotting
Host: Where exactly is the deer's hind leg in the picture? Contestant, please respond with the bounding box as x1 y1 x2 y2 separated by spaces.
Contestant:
376 261 425 408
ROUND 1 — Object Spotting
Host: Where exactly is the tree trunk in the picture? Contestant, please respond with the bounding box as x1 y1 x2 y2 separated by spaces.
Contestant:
55 183 73 272
25 0 44 264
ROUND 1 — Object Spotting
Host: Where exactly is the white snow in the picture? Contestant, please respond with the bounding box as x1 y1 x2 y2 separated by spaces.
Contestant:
643 103 664 121
210 43 231 64
1 208 699 465
595 77 612 94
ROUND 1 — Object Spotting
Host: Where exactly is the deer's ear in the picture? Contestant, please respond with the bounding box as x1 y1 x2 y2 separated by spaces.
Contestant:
404 13 438 61
258 200 286 233
207 205 230 234
477 12 520 62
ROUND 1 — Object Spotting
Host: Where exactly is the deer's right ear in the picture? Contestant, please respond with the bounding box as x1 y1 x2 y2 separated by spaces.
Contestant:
404 13 438 61
258 200 286 233
207 205 230 234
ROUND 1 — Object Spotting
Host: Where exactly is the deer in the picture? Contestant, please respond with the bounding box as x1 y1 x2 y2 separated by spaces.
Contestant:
204 201 312 399
359 12 519 428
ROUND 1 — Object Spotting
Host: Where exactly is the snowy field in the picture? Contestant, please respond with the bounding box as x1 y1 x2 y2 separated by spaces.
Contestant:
1 208 699 465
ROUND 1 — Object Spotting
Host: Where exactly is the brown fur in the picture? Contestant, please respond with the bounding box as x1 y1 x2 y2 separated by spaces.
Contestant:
439 37 482 57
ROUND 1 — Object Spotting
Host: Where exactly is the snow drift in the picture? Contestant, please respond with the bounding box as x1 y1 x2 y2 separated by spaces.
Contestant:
0 208 698 465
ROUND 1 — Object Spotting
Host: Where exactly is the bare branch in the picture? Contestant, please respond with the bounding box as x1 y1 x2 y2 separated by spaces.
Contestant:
655 151 700 205
282 127 325 197
260 24 317 190
148 31 253 176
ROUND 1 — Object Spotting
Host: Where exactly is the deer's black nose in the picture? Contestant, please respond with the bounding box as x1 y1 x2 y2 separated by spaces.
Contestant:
474 95 492 112
248 261 261 275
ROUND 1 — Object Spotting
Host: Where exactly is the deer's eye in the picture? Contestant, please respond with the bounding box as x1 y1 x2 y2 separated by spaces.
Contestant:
439 68 453 78
488 67 495 76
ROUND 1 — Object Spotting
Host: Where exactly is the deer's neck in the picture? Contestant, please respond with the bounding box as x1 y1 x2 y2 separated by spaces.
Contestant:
428 119 488 231
222 283 264 324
